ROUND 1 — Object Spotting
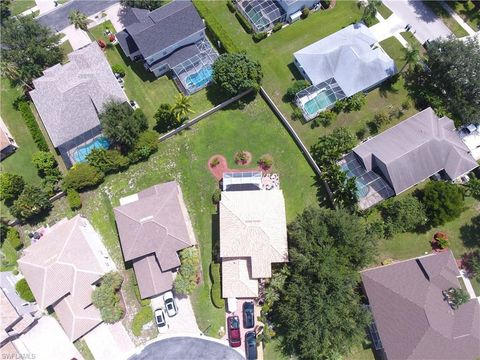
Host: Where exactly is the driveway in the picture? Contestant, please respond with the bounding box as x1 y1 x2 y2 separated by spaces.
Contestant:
0 272 38 316
37 0 118 32
383 0 452 44
130 337 245 360
84 322 135 360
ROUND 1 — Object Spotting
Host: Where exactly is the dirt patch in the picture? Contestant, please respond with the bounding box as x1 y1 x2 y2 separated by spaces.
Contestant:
234 151 252 166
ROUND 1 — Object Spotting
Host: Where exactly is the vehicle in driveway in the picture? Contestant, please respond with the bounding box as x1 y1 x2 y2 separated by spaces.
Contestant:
227 316 241 347
243 301 255 329
154 308 168 333
245 331 257 360
163 291 178 317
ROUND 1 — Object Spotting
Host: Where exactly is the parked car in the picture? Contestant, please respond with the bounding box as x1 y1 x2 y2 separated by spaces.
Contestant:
245 331 257 360
163 291 178 317
227 316 241 347
243 301 255 329
154 308 168 333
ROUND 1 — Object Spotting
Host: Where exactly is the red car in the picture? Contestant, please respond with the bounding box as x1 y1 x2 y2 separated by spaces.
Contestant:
227 316 241 347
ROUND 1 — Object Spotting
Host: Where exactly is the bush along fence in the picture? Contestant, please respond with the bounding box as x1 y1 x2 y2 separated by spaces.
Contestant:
18 101 49 151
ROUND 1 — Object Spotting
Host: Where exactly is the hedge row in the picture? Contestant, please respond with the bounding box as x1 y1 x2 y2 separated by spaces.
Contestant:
235 10 253 34
210 262 223 308
18 101 49 152
193 0 240 53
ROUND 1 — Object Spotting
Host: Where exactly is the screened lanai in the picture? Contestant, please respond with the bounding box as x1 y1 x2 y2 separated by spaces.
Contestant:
236 0 286 32
295 78 346 121
171 40 219 95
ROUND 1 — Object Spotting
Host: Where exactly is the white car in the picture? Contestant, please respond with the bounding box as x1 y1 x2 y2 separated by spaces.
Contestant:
154 308 168 333
163 291 178 317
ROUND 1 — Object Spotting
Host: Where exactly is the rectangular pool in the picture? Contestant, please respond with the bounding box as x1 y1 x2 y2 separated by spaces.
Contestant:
303 89 338 116
72 136 110 163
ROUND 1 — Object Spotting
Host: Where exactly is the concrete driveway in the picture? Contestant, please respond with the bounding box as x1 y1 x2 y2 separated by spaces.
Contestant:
130 337 245 360
383 0 452 44
37 0 118 32
84 322 134 360
150 294 201 335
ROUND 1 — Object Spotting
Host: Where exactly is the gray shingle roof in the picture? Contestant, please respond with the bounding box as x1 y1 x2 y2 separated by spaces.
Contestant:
30 43 128 148
353 108 478 194
361 251 480 360
294 23 396 96
117 1 204 59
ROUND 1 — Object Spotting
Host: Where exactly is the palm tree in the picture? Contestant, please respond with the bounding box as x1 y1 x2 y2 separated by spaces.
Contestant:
401 45 420 72
363 0 382 23
68 10 91 35
172 93 193 122
0 61 33 90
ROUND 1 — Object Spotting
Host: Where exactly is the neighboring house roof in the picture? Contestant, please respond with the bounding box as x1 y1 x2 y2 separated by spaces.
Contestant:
219 190 288 279
294 23 396 96
353 108 478 194
361 251 480 360
117 1 204 59
29 42 128 148
0 117 16 153
1 290 21 344
18 215 115 341
221 258 259 299
114 181 196 298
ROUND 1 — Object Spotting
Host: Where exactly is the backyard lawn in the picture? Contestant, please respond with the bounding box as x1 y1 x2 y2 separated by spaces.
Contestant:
423 1 469 38
89 21 222 125
9 0 35 15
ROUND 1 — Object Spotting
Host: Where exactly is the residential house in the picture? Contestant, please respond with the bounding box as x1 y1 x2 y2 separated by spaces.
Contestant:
361 251 480 360
17 215 115 341
29 42 128 167
220 186 288 299
116 1 218 94
294 23 396 120
0 290 36 347
114 181 196 299
341 107 479 209
0 117 17 161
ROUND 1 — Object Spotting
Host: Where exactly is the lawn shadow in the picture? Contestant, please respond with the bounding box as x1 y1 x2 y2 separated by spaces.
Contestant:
313 174 332 209
205 83 231 106
287 62 304 81
211 211 220 263
114 44 157 83
460 214 480 248
378 75 401 98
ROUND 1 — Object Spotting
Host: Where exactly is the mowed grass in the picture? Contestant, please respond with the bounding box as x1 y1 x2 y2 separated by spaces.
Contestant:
377 2 393 19
9 0 36 15
423 1 469 38
89 21 219 126
73 96 318 337
447 0 480 30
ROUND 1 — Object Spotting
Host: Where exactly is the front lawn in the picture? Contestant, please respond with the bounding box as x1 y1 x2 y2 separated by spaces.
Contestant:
423 1 469 38
377 2 393 19
447 0 480 31
9 0 36 15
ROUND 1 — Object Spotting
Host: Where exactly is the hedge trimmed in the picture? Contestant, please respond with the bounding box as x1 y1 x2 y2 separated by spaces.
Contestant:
15 278 35 302
226 0 236 13
235 11 253 34
132 306 153 337
193 0 240 53
210 262 223 308
18 101 49 152
6 228 22 250
67 189 82 210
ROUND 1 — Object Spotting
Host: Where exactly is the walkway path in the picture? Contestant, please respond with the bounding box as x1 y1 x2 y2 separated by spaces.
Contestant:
371 12 409 47
439 1 476 36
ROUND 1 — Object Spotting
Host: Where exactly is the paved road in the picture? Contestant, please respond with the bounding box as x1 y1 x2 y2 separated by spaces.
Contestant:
37 0 118 32
130 337 245 360
383 0 452 44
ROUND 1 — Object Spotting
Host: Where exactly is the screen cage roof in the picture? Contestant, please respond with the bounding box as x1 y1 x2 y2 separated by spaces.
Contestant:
237 0 286 32
222 171 263 191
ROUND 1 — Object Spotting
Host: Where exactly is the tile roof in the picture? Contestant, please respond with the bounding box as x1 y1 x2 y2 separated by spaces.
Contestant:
294 23 396 96
353 108 478 194
1 290 21 343
361 251 480 360
29 42 128 148
132 255 174 299
221 258 259 299
219 190 288 279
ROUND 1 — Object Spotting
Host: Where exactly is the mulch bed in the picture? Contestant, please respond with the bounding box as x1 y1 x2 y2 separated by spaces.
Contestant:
208 154 266 181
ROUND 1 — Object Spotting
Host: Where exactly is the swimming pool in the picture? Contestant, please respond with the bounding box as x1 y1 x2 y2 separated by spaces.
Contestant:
186 66 213 91
72 136 110 163
341 163 369 198
303 89 338 116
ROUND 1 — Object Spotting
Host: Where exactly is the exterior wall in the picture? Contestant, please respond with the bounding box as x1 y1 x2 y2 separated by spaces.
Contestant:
278 0 316 16
145 29 205 66
293 58 312 83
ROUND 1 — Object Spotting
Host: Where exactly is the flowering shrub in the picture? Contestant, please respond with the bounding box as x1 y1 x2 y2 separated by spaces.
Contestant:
210 157 220 168
234 151 249 165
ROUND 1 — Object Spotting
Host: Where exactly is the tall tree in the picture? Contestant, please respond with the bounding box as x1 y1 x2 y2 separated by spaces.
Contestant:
321 163 358 211
362 0 381 25
172 93 193 122
1 15 63 87
422 181 465 226
68 10 91 34
311 127 356 167
10 185 52 221
401 45 420 72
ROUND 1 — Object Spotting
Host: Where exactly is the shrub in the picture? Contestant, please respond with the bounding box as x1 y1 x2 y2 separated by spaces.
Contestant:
111 64 125 77
92 272 124 324
235 11 253 34
314 110 336 127
15 278 35 302
212 188 221 204
174 247 199 295
67 189 82 210
380 196 426 237
128 130 158 164
6 228 22 250
463 251 480 276
422 181 465 226
154 104 176 134
0 224 7 245
291 107 304 121
434 232 449 249
210 262 223 308
332 99 346 113
11 185 52 221
448 288 470 309
343 93 366 112
63 163 105 191
86 148 129 174
0 173 25 203
132 306 153 336
258 155 273 170
301 7 310 18
356 127 367 140
401 99 411 110
210 157 220 167
252 31 267 42
234 150 249 165
18 102 49 151
285 80 310 102
134 286 151 307
31 151 57 176
272 22 283 32
226 0 236 13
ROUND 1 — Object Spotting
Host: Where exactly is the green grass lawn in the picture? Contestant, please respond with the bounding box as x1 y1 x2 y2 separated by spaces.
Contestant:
89 21 220 126
423 1 469 38
377 3 393 19
0 239 18 272
380 37 407 71
59 40 74 58
447 0 480 31
9 0 36 15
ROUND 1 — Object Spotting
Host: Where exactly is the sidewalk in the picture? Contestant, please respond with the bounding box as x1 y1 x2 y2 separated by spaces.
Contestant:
371 12 409 47
440 1 476 36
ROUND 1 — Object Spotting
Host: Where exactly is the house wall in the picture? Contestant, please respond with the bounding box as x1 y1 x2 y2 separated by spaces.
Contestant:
293 58 312 83
278 0 316 16
145 29 205 66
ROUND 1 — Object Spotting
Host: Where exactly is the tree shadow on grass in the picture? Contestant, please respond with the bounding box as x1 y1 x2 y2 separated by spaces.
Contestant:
205 83 232 106
378 74 401 98
211 211 220 264
114 44 157 83
287 62 304 81
460 214 480 248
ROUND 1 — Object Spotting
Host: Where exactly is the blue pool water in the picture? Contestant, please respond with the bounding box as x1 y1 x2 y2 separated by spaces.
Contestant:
186 66 213 91
304 89 337 115
341 164 369 198
73 136 110 163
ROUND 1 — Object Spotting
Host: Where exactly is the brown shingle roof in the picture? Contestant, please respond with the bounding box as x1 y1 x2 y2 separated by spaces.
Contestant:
361 251 480 360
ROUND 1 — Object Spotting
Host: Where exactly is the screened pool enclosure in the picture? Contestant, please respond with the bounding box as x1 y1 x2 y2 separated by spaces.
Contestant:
236 0 286 32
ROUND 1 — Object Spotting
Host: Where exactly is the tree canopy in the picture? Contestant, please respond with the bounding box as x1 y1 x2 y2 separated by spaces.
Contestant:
63 163 105 191
212 53 263 97
406 37 480 124
380 195 427 236
311 127 356 167
422 181 465 226
120 0 166 10
271 208 376 359
1 15 63 86
0 172 25 204
10 185 52 221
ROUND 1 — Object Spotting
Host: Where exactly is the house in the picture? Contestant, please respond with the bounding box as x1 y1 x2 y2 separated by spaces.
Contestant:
114 181 196 299
459 124 480 161
342 107 479 209
29 42 128 167
293 23 396 120
17 215 116 341
361 251 480 360
0 117 17 161
0 290 36 347
220 187 288 299
116 1 218 94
